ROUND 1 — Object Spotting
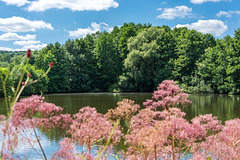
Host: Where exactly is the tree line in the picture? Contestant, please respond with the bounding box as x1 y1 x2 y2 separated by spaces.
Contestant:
1 23 240 95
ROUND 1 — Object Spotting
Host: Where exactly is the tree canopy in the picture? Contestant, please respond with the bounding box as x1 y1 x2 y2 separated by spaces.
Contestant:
1 23 240 94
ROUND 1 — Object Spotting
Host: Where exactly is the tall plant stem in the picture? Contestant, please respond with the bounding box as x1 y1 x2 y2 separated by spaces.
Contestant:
33 127 47 160
24 131 44 159
172 135 175 160
178 141 181 159
13 60 29 102
96 120 120 160
154 144 157 160
126 118 137 160
179 144 191 159
28 112 47 160
2 81 9 116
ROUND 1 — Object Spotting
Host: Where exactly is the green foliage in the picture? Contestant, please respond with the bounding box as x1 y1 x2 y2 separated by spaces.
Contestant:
172 28 215 81
121 26 175 91
65 36 97 92
1 24 240 94
34 42 70 93
6 64 49 95
22 65 49 94
95 32 122 91
0 68 13 96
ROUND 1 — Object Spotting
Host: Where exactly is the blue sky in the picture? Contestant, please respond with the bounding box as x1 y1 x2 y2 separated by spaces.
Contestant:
0 0 239 51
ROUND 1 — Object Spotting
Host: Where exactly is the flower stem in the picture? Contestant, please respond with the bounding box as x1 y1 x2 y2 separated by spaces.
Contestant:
172 135 175 160
33 127 47 160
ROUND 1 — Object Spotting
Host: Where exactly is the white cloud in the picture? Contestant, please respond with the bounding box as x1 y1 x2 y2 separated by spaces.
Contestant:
0 47 14 51
69 22 113 38
0 16 53 32
161 1 167 4
0 44 47 51
217 10 240 17
27 0 119 12
190 0 231 4
13 40 40 46
157 6 192 20
174 19 228 36
0 0 29 6
21 44 47 50
0 32 36 41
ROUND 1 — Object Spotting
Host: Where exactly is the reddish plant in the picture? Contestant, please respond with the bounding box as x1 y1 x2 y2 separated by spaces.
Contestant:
49 62 54 68
51 138 84 160
5 95 72 159
3 79 240 159
194 118 240 159
26 49 31 59
124 107 205 160
12 95 63 127
106 99 140 122
144 80 192 110
69 106 122 154
0 115 5 121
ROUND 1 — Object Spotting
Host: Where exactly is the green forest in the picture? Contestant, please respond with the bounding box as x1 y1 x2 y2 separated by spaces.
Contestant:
1 23 240 95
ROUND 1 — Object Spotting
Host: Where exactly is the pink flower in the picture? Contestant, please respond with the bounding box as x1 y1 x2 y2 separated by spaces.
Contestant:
191 114 222 135
0 114 6 121
106 99 140 122
69 106 122 148
51 114 73 130
21 81 25 85
52 138 82 160
27 73 31 77
144 80 192 110
49 62 54 67
26 49 31 59
11 95 66 131
197 118 240 159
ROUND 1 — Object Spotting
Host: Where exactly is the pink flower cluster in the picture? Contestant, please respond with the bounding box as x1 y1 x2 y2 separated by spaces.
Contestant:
120 81 224 159
11 95 64 130
69 106 122 149
0 119 21 157
125 107 208 159
51 138 91 160
195 118 240 159
3 80 240 159
0 114 6 121
144 80 192 110
191 114 222 136
106 99 140 122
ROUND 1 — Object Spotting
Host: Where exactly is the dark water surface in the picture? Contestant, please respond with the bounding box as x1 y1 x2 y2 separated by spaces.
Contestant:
44 93 240 121
1 93 240 121
1 93 240 159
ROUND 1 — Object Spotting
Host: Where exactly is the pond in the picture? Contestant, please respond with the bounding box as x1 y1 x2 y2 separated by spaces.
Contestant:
43 93 240 122
1 93 240 159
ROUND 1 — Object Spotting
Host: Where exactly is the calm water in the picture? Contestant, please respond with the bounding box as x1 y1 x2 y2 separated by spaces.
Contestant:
1 93 240 159
43 93 240 121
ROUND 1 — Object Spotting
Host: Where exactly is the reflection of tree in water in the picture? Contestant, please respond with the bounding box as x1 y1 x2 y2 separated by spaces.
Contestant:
45 93 152 114
44 127 64 142
3 93 240 143
184 94 240 122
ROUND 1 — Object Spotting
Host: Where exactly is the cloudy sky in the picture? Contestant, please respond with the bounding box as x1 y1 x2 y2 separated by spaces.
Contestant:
0 0 239 51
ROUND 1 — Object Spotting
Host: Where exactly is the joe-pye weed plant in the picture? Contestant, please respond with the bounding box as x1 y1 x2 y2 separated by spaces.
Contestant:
1 50 240 159
0 49 55 159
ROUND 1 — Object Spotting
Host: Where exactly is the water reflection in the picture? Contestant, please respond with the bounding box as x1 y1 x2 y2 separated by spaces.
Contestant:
44 93 152 115
43 93 240 122
185 94 240 121
1 93 240 159
1 93 240 121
